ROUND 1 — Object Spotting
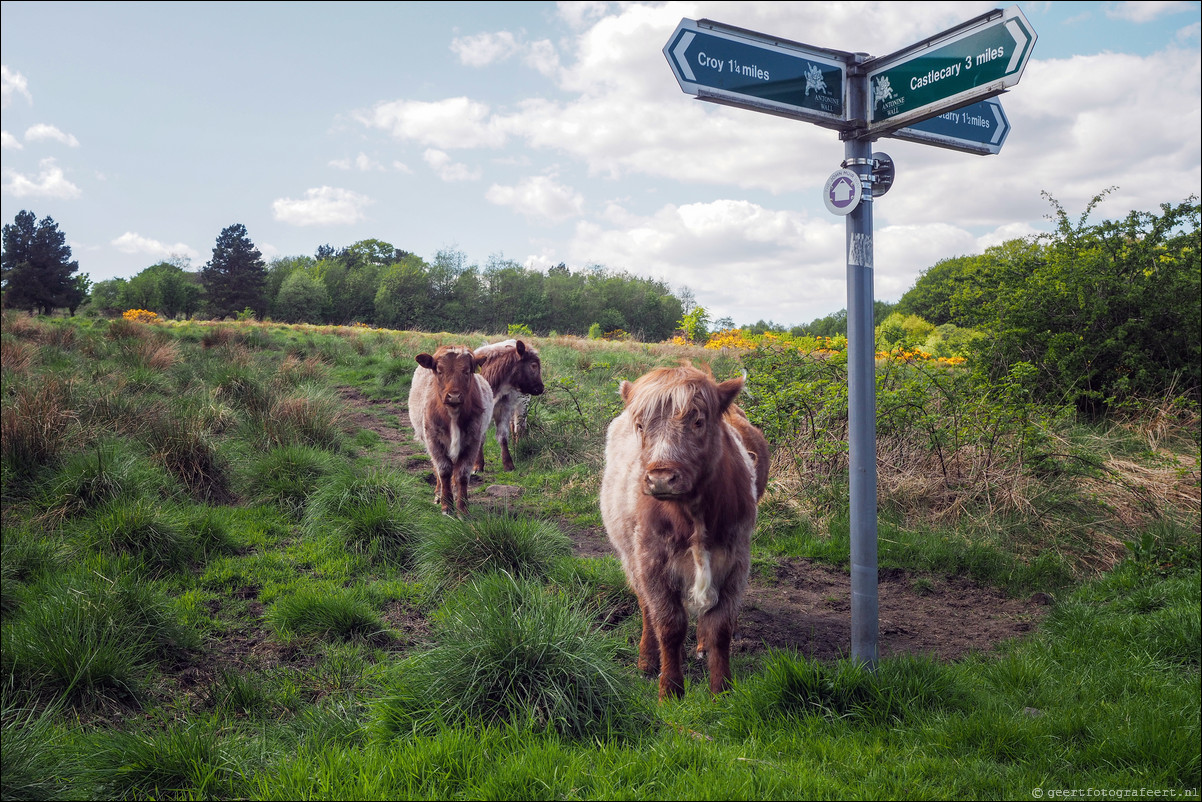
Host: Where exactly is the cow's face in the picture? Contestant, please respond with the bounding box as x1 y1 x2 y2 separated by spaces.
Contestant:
620 367 742 499
416 348 476 409
513 341 545 396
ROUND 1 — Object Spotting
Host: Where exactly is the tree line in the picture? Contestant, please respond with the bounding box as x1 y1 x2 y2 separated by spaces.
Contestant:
2 218 686 341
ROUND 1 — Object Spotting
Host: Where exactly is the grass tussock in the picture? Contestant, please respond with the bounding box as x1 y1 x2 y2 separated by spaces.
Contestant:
1 560 193 708
268 584 386 642
1 377 78 485
375 572 649 740
416 512 572 593
303 469 428 565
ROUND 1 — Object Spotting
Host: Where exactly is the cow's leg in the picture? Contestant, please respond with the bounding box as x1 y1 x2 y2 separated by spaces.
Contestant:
436 468 454 514
697 606 735 695
636 599 660 676
453 462 471 516
649 597 687 700
498 430 515 472
473 440 485 473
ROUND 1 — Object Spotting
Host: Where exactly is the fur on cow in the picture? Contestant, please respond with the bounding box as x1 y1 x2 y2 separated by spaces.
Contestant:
600 362 769 700
408 345 495 515
472 339 544 472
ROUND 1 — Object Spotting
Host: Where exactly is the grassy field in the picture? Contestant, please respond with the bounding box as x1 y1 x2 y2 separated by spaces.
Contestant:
1 313 1198 800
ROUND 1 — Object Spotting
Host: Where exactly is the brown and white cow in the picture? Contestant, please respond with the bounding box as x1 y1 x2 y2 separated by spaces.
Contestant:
600 363 769 700
472 339 545 472
408 345 495 515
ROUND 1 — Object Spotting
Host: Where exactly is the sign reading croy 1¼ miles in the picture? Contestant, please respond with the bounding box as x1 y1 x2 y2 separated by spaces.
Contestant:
662 18 851 131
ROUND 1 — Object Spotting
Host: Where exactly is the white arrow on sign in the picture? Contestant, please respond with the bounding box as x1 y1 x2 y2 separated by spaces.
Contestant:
673 31 696 81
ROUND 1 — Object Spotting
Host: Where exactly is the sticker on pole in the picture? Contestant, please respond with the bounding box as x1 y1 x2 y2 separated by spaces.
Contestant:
824 168 862 215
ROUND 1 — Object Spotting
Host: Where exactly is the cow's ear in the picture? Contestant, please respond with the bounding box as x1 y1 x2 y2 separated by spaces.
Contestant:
716 377 745 413
416 353 435 370
619 380 634 405
514 340 526 357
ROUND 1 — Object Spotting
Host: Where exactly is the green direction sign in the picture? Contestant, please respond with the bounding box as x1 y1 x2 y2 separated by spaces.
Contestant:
866 6 1036 133
663 18 850 130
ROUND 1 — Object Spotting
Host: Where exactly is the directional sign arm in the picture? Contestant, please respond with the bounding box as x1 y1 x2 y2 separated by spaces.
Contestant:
863 5 1036 135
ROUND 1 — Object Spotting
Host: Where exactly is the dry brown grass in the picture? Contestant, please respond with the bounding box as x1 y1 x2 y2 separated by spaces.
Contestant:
0 338 35 375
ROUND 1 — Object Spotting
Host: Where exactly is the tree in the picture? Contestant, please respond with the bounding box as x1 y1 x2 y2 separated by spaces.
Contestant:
1 210 85 315
200 223 267 319
275 270 329 323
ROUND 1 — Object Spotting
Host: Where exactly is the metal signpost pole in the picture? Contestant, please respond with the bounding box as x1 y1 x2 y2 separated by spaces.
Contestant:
844 57 879 670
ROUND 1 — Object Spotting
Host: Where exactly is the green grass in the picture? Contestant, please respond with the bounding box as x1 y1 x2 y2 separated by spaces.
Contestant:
0 315 1197 801
415 511 573 593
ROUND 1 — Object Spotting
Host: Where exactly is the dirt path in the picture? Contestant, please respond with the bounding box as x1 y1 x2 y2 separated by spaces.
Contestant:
341 387 1048 664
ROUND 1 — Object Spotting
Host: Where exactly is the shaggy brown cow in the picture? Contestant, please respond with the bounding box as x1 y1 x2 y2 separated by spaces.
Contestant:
600 362 769 700
408 345 495 515
472 339 545 472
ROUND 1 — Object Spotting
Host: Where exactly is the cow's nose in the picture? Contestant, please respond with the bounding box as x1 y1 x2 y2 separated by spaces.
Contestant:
645 466 680 496
444 392 462 406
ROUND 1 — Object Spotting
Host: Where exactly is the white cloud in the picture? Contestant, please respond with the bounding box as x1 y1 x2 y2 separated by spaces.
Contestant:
1106 1 1197 23
272 186 372 226
524 40 561 77
423 149 482 181
24 123 80 147
451 31 522 66
329 152 386 171
1 65 32 108
1 130 21 149
1 158 81 199
356 97 506 149
111 232 201 263
560 197 1030 325
485 175 585 223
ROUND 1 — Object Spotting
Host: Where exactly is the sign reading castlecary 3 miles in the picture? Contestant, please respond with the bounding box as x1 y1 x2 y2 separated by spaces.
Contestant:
663 18 849 130
866 5 1036 134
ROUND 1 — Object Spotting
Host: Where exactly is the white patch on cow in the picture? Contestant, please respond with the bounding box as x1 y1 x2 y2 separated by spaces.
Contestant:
448 418 462 461
687 533 718 615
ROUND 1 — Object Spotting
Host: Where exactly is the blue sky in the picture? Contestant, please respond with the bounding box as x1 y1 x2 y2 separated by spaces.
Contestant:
3 1 1199 327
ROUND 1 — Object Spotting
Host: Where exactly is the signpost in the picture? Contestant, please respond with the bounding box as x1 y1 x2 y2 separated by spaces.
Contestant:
662 7 1036 670
889 97 1011 155
865 6 1036 134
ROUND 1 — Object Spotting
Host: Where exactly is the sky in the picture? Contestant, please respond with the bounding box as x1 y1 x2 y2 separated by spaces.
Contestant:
2 1 1200 328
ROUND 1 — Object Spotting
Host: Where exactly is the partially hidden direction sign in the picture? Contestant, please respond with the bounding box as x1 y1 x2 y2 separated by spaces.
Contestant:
889 97 1011 155
662 7 1036 671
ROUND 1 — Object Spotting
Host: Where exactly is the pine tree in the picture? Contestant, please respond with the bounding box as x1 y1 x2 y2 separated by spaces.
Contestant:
1 210 85 315
200 223 267 319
